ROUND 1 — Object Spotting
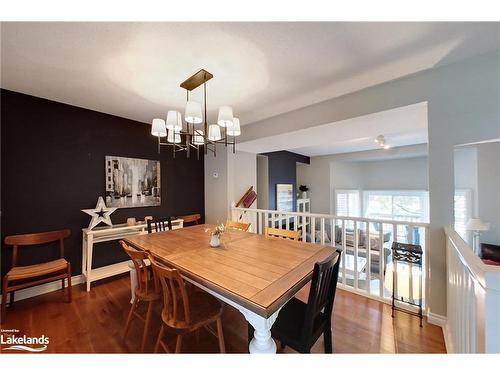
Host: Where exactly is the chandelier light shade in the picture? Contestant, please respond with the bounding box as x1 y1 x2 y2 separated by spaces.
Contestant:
152 69 240 158
217 106 234 127
185 100 203 124
167 130 182 144
208 124 222 141
151 118 167 137
226 117 241 136
193 129 205 145
166 110 182 131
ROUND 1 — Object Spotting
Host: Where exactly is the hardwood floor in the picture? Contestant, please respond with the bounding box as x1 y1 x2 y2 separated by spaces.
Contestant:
0 275 446 354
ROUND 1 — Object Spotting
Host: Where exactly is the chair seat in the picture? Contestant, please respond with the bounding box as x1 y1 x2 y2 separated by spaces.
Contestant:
161 290 223 331
271 297 326 349
6 258 68 281
135 279 161 301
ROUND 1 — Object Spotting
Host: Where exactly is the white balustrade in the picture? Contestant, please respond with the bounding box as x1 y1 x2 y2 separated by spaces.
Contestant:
231 206 429 309
445 227 500 353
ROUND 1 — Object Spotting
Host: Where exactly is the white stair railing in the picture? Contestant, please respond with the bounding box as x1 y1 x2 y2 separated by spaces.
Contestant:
445 227 500 353
232 206 429 309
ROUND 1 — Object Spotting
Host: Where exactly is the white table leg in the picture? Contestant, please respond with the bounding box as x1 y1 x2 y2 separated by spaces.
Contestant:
128 261 137 304
86 234 93 292
241 308 281 354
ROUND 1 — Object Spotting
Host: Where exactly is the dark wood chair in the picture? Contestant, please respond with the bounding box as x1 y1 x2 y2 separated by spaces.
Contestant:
119 240 161 352
176 213 201 227
148 253 225 353
147 217 172 233
2 229 72 320
248 250 341 353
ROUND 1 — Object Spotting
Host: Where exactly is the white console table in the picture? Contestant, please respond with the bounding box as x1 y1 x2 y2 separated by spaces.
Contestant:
82 219 184 292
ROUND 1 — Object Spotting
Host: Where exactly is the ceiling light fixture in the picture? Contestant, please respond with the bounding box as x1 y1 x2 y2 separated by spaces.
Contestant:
375 135 391 149
151 69 240 158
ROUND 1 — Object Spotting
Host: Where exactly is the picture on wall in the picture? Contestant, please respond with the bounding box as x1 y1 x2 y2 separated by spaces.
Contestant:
276 183 294 212
105 156 161 208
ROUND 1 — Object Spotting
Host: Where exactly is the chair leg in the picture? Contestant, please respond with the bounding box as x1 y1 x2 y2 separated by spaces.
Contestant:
175 334 183 353
9 292 15 307
141 300 154 352
155 325 165 353
123 297 139 340
62 279 65 290
280 341 287 350
67 266 72 303
216 317 226 353
324 325 333 354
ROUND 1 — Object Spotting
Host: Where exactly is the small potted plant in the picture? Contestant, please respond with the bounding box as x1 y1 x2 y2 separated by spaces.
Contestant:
206 223 226 248
299 185 309 199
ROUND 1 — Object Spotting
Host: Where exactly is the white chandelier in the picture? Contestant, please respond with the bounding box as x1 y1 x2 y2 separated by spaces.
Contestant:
151 69 241 158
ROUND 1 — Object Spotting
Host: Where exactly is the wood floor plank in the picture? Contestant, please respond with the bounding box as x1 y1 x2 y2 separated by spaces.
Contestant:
0 276 447 354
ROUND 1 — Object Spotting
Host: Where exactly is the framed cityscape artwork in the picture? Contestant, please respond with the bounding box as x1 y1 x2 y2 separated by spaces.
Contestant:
105 156 161 208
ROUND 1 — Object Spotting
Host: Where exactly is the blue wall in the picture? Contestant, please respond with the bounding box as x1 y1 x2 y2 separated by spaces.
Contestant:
261 151 310 210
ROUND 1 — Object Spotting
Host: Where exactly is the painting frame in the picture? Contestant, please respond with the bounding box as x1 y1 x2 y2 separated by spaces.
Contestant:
276 183 294 212
105 155 161 209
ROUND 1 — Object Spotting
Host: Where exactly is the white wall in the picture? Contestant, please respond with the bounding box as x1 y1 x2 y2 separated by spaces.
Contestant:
297 145 428 214
205 149 257 226
241 51 500 317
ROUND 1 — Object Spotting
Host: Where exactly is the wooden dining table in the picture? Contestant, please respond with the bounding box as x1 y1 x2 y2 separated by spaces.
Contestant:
124 224 333 353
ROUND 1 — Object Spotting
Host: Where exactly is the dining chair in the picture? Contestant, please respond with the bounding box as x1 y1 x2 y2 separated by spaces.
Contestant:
147 217 172 233
248 250 341 353
225 220 251 232
147 254 226 353
119 240 161 352
2 229 72 320
265 227 300 241
176 213 201 226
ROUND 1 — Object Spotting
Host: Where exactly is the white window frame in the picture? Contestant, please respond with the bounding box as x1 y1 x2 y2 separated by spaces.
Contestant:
334 189 361 218
362 190 430 223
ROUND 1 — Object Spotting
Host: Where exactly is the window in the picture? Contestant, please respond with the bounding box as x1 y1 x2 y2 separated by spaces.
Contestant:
335 190 360 217
363 190 429 223
454 189 472 239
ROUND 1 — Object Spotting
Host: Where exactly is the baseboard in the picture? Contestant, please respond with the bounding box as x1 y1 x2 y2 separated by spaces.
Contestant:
427 311 447 327
442 323 455 353
0 275 84 305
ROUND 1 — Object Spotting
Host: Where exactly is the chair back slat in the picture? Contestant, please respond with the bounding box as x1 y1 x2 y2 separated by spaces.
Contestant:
225 220 251 232
148 254 191 325
147 217 172 233
4 229 71 268
119 241 156 296
176 213 201 226
5 229 71 246
302 250 341 341
265 227 300 241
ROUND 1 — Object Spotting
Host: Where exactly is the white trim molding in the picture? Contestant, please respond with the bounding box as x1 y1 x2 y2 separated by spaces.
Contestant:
427 311 447 327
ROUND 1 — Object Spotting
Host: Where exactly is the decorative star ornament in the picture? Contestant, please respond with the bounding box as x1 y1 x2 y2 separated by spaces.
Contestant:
81 197 117 230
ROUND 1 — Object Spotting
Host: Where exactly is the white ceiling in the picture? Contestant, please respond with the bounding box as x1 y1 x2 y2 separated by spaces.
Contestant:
237 102 428 156
1 22 499 126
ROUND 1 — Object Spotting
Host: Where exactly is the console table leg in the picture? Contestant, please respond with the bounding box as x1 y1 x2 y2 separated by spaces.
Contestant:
128 262 137 304
86 234 93 292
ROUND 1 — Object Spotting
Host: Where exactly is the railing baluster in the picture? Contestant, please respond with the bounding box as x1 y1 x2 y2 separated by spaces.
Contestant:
379 223 385 298
320 218 325 246
342 219 347 285
286 215 290 231
311 217 316 243
301 213 306 242
353 220 358 290
366 221 371 294
330 218 335 249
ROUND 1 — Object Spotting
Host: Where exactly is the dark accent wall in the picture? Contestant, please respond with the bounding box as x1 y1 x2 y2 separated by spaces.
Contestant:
261 151 310 210
1 90 205 280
